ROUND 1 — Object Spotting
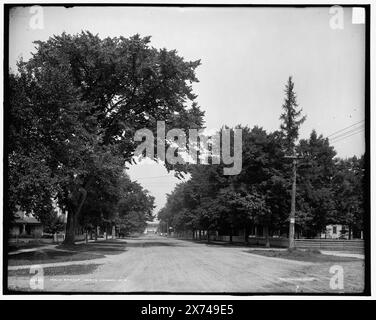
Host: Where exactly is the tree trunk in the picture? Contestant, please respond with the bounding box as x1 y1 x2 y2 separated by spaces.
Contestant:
207 230 210 243
229 228 233 244
244 226 249 244
112 225 116 239
264 225 270 248
63 187 88 245
64 207 76 245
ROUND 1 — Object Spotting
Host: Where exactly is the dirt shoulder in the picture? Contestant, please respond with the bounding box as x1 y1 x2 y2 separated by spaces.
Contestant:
246 249 362 263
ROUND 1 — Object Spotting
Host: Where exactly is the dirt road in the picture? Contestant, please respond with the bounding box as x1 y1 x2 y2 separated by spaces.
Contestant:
7 236 364 293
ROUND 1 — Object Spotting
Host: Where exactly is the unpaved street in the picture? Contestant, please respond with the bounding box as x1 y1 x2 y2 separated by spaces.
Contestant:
8 236 364 293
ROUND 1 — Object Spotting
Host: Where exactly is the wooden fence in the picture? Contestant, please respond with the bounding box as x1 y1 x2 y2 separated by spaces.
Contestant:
174 232 364 252
242 237 364 252
294 238 364 251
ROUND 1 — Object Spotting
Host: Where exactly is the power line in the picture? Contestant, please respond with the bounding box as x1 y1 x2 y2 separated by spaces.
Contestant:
330 130 363 143
330 129 364 143
329 125 364 140
327 120 364 138
329 124 364 141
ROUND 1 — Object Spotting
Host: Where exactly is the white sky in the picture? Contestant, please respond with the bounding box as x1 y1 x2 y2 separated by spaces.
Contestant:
9 6 366 213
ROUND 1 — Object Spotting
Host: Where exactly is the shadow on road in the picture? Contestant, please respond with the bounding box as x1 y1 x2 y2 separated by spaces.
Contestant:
58 241 128 255
124 241 184 248
178 238 264 249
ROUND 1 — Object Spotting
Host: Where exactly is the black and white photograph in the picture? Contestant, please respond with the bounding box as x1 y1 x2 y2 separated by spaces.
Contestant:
2 2 370 296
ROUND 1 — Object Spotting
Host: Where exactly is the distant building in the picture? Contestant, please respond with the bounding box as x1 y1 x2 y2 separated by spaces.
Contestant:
9 200 67 238
9 211 43 237
144 221 159 234
321 224 350 239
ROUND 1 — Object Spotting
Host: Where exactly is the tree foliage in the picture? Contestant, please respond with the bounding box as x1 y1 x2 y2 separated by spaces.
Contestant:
158 78 364 241
280 76 306 154
8 31 204 243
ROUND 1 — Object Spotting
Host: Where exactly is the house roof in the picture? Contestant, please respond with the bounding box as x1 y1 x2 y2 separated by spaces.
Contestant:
146 221 159 227
13 214 41 225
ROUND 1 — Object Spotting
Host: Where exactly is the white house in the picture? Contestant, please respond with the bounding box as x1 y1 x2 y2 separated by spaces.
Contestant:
321 224 349 239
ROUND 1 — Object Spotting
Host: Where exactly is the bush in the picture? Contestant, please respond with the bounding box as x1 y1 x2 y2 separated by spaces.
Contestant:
17 234 34 239
305 248 322 254
287 247 321 255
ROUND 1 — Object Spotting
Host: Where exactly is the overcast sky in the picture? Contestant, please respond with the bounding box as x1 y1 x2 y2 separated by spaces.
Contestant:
9 6 366 214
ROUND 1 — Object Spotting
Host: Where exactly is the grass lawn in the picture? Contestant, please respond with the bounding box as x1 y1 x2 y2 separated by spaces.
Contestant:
246 248 361 263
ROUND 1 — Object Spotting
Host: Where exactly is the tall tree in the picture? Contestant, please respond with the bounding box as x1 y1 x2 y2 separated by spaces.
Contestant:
279 76 306 247
158 125 289 246
331 156 365 238
296 130 337 237
279 76 306 155
116 178 155 235
8 31 204 244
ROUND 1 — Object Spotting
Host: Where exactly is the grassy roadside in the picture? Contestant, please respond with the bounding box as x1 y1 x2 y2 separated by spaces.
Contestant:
8 249 104 266
246 248 360 263
8 240 127 266
8 263 101 276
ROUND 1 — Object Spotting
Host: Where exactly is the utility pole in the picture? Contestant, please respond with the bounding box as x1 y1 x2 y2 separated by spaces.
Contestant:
284 153 303 249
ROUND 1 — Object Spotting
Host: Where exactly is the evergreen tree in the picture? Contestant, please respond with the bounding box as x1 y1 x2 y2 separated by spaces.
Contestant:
279 76 306 155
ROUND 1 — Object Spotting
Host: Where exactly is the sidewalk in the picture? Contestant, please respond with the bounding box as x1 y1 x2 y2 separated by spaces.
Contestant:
8 244 58 256
175 237 365 258
175 237 286 249
320 250 364 259
8 238 116 270
8 257 108 271
8 238 101 256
